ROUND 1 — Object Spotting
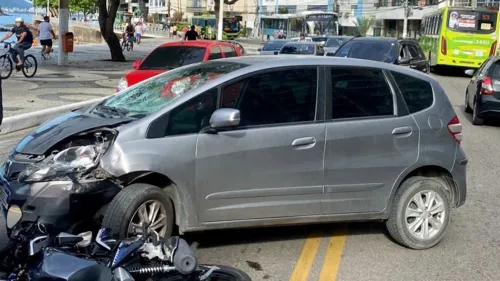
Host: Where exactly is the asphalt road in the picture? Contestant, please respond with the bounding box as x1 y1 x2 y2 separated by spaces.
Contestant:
0 69 498 281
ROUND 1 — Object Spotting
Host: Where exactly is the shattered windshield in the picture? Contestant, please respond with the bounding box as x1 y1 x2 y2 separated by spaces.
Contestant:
138 46 206 70
97 61 249 118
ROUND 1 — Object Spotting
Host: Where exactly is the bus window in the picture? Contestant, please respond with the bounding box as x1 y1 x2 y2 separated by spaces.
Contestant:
478 12 497 32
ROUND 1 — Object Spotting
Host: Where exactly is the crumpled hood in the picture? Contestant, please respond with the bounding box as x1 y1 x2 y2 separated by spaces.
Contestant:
14 111 131 155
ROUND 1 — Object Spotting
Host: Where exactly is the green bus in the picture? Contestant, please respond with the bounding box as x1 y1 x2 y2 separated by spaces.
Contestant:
419 6 500 70
192 15 217 39
191 15 242 40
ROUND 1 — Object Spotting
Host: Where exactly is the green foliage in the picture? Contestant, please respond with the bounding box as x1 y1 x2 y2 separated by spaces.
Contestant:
70 0 98 15
353 16 376 36
33 0 59 9
278 7 288 14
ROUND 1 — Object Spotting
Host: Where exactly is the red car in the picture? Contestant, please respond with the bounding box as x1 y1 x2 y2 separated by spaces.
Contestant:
116 40 243 92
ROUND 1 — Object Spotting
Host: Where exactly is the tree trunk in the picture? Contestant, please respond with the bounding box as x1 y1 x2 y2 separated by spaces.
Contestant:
98 0 125 62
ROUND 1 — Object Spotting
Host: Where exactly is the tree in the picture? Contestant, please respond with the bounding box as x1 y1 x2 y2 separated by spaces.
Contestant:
70 0 98 18
278 7 288 14
98 0 125 61
353 16 376 36
33 0 59 8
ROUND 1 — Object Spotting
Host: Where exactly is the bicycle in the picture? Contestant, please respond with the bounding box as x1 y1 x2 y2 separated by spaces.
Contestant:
0 41 38 79
121 35 134 52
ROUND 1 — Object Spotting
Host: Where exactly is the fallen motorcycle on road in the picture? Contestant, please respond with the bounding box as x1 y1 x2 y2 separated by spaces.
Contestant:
0 219 251 281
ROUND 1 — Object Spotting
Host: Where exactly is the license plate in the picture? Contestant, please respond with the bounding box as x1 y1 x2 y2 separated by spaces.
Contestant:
0 181 10 210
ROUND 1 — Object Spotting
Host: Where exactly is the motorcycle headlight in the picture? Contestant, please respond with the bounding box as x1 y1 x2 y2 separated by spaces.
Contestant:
116 77 128 92
19 145 104 183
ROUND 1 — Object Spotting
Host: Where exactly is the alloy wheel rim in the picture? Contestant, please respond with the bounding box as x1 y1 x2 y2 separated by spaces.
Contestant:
405 190 446 240
128 200 168 237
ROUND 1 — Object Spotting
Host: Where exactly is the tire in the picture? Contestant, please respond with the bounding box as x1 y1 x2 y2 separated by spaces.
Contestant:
126 45 131 52
464 90 473 113
472 98 484 126
386 176 452 250
102 183 174 239
22 54 37 78
159 265 252 281
428 52 434 73
0 55 13 79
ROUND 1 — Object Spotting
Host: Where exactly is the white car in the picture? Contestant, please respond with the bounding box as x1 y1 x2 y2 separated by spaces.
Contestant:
290 37 313 42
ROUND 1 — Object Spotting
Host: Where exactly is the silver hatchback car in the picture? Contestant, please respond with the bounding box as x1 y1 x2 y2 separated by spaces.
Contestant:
1 56 467 250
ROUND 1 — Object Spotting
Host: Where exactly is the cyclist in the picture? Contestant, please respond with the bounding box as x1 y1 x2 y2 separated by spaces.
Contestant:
122 22 135 50
0 17 34 71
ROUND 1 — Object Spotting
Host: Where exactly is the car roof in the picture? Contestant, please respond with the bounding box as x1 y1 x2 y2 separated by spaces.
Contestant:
285 41 317 45
350 37 398 43
158 40 233 48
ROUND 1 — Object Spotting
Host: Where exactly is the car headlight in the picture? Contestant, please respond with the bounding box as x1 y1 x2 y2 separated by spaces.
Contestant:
18 145 104 183
116 77 128 92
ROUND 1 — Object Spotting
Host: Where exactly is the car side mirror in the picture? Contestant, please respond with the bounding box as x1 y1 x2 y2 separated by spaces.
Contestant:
464 69 475 76
133 60 141 69
209 108 240 130
399 57 411 65
258 48 262 51
274 51 279 55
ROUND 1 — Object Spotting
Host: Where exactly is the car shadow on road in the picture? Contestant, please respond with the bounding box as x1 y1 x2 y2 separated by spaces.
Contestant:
184 221 391 249
432 66 470 78
459 105 500 127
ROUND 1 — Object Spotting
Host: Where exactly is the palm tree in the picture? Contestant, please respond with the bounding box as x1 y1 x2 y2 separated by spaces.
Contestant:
353 16 376 36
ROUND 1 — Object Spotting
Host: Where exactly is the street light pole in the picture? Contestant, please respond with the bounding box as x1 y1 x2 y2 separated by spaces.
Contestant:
217 0 223 40
47 0 50 16
402 0 408 38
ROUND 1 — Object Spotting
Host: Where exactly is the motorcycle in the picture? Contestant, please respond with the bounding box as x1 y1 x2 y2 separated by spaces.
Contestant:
0 221 251 281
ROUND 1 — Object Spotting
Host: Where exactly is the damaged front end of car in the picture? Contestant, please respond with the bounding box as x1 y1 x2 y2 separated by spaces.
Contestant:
2 128 123 236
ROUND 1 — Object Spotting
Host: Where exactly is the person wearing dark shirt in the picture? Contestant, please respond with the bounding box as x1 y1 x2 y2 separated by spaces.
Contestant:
184 25 199 41
0 17 33 71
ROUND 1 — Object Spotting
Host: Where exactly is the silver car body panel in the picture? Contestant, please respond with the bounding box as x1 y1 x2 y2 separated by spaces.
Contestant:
99 56 467 233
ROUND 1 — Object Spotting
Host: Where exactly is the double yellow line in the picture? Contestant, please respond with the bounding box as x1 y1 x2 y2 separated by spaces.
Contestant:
289 226 347 281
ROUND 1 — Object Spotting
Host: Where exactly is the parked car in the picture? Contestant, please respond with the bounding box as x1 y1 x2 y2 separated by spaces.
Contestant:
334 37 430 73
290 36 313 42
219 40 247 56
116 40 243 91
464 57 500 125
323 36 353 56
0 56 466 250
258 39 290 55
311 35 328 46
278 42 324 56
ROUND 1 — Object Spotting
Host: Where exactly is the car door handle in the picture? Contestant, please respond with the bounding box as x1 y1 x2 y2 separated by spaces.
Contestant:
392 126 412 135
292 137 316 148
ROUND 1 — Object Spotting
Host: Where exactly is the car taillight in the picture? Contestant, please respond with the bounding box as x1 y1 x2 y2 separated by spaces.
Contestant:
441 36 447 55
480 77 494 95
490 40 497 56
447 116 462 144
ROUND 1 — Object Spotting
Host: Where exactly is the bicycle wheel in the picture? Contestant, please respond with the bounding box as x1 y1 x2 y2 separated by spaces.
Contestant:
158 265 252 281
0 55 13 79
122 42 127 51
126 45 131 52
22 54 37 78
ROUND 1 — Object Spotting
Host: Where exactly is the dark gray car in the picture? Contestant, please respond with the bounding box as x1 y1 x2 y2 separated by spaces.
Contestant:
323 36 352 55
279 42 324 56
1 56 467 250
258 39 290 55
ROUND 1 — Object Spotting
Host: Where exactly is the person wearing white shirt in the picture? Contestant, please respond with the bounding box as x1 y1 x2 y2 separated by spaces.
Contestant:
38 16 56 59
135 22 143 44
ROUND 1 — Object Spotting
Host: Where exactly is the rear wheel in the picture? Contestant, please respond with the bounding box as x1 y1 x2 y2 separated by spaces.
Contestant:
22 54 37 78
158 265 252 281
102 183 174 239
464 90 473 113
472 98 484 125
0 55 13 79
386 176 451 250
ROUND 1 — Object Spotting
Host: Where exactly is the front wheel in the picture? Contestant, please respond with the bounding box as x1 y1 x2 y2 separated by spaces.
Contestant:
102 183 174 239
159 265 252 281
386 176 452 250
22 54 37 78
0 55 13 79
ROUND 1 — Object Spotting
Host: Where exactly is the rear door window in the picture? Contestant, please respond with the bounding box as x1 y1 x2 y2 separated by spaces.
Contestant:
391 71 433 113
209 46 223 60
222 46 237 57
330 68 394 119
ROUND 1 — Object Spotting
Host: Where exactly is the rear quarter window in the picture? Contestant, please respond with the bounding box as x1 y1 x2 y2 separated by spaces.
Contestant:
391 71 433 113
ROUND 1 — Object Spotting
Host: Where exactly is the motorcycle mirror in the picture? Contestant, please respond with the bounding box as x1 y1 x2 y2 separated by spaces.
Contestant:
173 238 197 275
6 205 22 229
76 231 93 247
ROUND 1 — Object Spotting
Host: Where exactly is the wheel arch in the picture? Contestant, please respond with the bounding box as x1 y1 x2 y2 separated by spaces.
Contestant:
116 171 196 234
385 165 458 217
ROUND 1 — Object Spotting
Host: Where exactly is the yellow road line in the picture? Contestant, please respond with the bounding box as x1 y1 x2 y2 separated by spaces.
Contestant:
318 226 348 281
289 232 323 281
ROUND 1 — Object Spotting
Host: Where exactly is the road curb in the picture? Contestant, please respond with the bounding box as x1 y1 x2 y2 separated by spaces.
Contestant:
0 97 107 136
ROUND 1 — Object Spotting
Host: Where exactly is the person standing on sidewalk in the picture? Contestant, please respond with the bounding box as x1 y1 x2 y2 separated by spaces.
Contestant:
135 22 143 44
38 16 56 59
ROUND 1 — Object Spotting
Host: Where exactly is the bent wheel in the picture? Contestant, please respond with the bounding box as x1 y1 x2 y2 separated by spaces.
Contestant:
102 183 174 239
386 176 451 250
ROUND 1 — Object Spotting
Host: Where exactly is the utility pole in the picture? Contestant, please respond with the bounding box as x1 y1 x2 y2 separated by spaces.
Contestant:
167 0 171 18
217 1 224 40
58 0 69 66
47 0 50 16
402 0 408 38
